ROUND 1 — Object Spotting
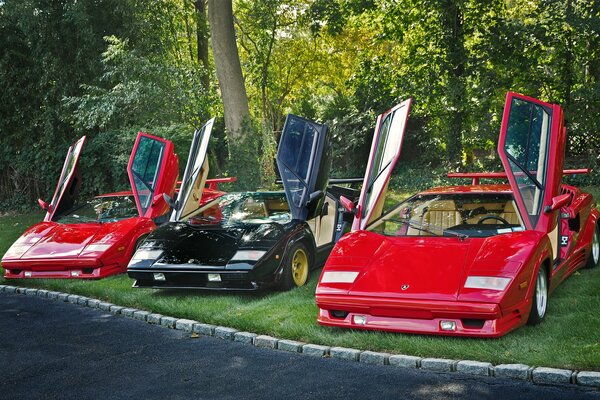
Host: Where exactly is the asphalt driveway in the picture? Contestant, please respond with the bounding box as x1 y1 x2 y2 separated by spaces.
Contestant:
1 292 598 400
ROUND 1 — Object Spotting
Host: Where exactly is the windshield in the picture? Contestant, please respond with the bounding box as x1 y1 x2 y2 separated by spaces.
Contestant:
189 192 291 227
368 193 524 238
56 195 139 224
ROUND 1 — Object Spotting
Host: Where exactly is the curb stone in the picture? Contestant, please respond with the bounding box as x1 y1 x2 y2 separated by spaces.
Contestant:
193 323 216 336
277 339 304 353
4 286 600 390
532 367 573 385
67 295 80 304
109 305 125 314
495 364 531 380
389 355 421 368
577 371 600 387
214 326 237 340
421 358 457 372
175 319 196 332
254 335 278 349
360 351 390 365
160 316 177 328
302 344 330 357
456 360 493 377
133 310 151 321
330 347 361 362
147 313 163 325
87 299 100 308
120 308 137 317
234 331 257 344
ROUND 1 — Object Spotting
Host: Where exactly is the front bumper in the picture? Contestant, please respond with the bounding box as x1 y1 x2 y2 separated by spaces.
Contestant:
128 267 277 290
2 258 121 279
316 293 526 338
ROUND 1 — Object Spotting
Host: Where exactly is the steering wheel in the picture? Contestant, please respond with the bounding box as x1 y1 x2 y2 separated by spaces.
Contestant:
477 215 510 225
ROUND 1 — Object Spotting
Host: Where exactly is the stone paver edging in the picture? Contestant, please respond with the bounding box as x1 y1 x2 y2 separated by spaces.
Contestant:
2 284 600 390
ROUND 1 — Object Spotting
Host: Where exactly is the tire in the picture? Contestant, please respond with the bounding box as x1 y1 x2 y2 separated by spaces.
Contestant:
280 242 312 290
527 266 548 325
584 224 600 269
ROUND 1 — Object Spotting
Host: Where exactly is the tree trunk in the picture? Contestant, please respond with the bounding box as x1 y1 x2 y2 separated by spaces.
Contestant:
439 0 466 165
194 0 210 90
207 0 250 138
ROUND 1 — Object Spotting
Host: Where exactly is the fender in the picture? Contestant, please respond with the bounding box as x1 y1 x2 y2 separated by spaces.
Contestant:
273 221 317 282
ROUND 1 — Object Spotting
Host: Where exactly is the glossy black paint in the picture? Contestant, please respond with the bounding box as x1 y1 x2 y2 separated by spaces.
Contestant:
276 115 332 221
128 218 316 290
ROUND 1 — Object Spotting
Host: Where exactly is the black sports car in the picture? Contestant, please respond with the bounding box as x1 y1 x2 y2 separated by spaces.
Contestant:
127 115 358 290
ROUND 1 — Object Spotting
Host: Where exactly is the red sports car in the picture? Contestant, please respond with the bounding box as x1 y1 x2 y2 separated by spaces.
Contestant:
2 120 225 279
315 93 599 337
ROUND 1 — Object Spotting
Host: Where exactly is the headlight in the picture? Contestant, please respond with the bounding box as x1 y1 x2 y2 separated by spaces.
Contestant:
3 243 31 258
131 249 163 262
320 271 359 283
464 276 511 291
230 250 266 262
84 244 112 252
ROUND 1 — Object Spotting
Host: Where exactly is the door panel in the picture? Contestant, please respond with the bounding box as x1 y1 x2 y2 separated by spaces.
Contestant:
46 136 86 222
354 99 412 230
276 115 331 221
172 118 214 221
127 132 179 219
498 92 565 235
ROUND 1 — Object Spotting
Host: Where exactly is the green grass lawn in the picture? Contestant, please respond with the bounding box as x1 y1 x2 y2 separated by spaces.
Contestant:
1 193 600 371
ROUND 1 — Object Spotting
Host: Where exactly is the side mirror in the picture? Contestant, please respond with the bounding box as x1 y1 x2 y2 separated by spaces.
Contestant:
307 190 323 207
544 193 571 214
38 199 49 211
320 202 329 217
340 195 356 213
162 193 177 210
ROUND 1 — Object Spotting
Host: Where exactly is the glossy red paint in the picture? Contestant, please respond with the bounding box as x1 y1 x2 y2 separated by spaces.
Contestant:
44 136 86 222
2 186 226 280
353 99 412 230
448 169 591 185
316 93 599 337
127 132 179 219
2 126 224 280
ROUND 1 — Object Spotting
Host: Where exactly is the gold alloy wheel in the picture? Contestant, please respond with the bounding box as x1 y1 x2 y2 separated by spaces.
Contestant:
291 248 309 287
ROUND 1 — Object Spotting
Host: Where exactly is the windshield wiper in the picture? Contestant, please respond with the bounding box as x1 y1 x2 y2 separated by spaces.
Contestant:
386 218 468 241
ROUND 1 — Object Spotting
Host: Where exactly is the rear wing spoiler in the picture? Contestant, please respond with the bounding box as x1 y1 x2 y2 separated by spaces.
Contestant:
176 177 237 192
448 169 591 185
275 177 363 185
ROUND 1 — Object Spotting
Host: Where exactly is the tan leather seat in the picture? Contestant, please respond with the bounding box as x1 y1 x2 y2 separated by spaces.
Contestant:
406 200 461 235
500 201 520 225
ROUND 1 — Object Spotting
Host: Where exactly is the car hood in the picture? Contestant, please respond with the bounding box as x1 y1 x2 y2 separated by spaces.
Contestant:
144 222 287 267
344 232 474 301
13 222 104 259
324 230 545 302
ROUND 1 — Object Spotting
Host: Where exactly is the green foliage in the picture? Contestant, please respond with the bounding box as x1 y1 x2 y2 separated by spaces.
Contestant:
2 0 600 212
64 35 214 130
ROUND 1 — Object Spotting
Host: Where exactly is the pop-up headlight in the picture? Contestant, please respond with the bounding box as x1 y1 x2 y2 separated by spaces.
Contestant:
320 271 359 284
464 276 511 291
130 249 163 262
230 250 266 262
84 244 112 252
3 242 32 258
